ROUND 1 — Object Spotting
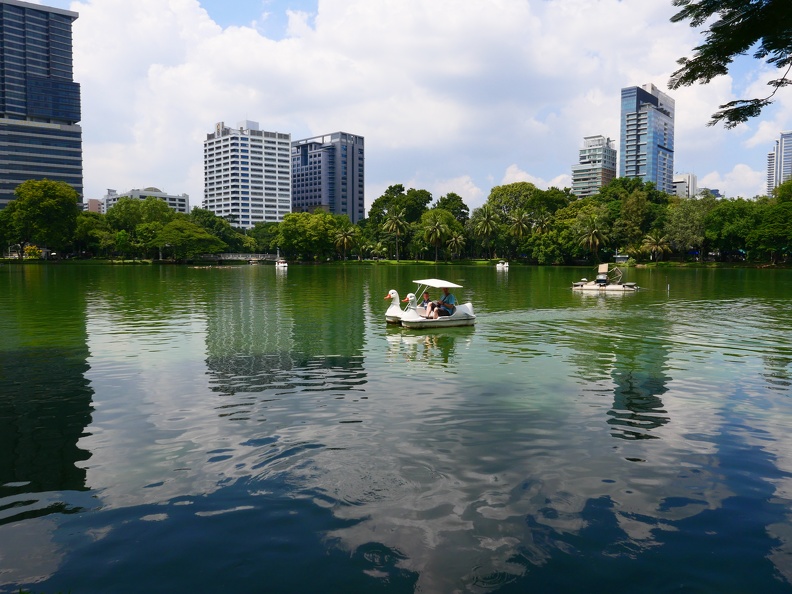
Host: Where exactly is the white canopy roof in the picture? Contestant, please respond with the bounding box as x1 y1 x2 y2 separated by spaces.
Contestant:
412 278 463 288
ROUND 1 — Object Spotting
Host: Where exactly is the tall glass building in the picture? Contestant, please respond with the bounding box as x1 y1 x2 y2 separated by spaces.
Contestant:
619 84 674 194
767 131 792 196
291 132 365 224
0 0 82 208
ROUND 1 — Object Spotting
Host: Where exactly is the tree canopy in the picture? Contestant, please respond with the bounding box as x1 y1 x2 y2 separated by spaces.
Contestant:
1 179 80 258
669 0 792 127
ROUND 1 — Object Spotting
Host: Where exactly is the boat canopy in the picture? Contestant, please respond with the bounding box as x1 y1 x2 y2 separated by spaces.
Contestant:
412 278 463 288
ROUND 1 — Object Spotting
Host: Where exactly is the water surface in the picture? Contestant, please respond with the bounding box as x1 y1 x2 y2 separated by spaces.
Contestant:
1 264 792 593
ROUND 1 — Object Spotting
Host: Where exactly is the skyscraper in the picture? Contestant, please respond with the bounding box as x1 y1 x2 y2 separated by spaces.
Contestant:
619 84 675 194
767 131 792 196
203 120 292 228
291 132 365 223
571 135 617 197
0 0 82 208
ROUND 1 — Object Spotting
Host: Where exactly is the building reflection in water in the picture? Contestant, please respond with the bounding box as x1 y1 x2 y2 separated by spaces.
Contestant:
203 267 368 411
563 294 671 440
0 266 93 584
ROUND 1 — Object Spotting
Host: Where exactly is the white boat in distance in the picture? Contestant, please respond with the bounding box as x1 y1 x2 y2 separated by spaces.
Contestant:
496 260 509 269
572 263 638 292
385 278 476 328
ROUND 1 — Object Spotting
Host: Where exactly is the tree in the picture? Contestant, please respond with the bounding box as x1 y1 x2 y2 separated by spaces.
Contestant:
577 214 609 262
642 233 672 261
446 231 466 259
747 201 792 263
773 179 792 203
383 207 407 261
105 197 144 233
435 192 470 225
665 196 716 259
421 209 451 262
471 204 499 259
190 208 247 252
3 179 80 259
152 219 226 261
508 209 532 240
669 0 792 127
74 211 109 257
334 226 358 260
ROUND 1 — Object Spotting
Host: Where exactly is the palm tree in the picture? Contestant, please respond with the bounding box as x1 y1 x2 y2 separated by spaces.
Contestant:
423 213 449 262
446 231 466 260
532 209 551 235
372 241 387 259
508 209 531 258
508 209 531 240
578 215 608 262
383 207 407 261
334 227 357 260
642 232 671 261
473 204 499 259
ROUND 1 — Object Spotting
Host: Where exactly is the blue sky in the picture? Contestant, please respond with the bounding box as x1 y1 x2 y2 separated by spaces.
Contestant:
33 0 792 209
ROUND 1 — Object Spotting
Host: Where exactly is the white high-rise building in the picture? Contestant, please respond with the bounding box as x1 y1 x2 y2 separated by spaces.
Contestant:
673 173 698 199
767 131 792 196
203 121 292 228
571 135 617 197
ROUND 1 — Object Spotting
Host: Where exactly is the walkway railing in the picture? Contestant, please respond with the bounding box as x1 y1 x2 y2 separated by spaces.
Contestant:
199 253 277 261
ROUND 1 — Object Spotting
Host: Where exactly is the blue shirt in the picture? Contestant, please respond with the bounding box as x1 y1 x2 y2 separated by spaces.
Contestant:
439 293 456 312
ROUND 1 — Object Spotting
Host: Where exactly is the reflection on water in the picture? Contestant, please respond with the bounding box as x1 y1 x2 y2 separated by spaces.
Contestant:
385 326 473 366
2 265 792 592
0 266 94 586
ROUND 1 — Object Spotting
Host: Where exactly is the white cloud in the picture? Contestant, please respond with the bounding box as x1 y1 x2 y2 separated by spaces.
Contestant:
699 164 766 199
47 0 792 210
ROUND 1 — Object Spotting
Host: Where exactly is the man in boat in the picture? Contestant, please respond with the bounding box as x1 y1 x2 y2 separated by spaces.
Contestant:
431 287 457 319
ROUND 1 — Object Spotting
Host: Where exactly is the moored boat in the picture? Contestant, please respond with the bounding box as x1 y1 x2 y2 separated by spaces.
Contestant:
572 263 638 292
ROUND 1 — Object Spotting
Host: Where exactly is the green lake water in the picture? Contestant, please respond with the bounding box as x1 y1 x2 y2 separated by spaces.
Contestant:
1 263 792 593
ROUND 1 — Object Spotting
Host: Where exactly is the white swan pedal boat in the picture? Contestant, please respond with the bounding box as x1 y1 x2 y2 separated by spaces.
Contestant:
384 278 476 328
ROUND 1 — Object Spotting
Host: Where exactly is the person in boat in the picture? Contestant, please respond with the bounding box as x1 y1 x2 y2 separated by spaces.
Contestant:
432 287 457 319
419 291 431 310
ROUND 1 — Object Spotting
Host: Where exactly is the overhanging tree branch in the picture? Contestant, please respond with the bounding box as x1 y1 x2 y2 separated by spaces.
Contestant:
668 0 792 128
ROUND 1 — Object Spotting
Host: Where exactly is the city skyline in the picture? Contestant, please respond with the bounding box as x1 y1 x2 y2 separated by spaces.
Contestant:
33 0 792 211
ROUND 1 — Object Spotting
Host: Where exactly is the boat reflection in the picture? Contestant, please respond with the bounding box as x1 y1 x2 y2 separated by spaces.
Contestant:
385 327 473 365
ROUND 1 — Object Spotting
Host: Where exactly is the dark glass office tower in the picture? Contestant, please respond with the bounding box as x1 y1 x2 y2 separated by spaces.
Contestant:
291 132 365 224
0 0 82 208
619 84 674 195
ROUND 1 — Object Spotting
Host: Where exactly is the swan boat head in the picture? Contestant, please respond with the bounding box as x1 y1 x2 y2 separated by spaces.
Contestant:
384 289 403 324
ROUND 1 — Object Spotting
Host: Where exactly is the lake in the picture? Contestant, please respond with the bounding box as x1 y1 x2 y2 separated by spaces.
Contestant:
1 263 792 593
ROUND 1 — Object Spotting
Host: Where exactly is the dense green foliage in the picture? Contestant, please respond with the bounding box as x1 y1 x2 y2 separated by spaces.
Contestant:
3 178 792 264
669 0 792 127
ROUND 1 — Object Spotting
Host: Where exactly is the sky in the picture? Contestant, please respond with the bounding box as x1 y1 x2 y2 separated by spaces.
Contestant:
36 0 792 211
